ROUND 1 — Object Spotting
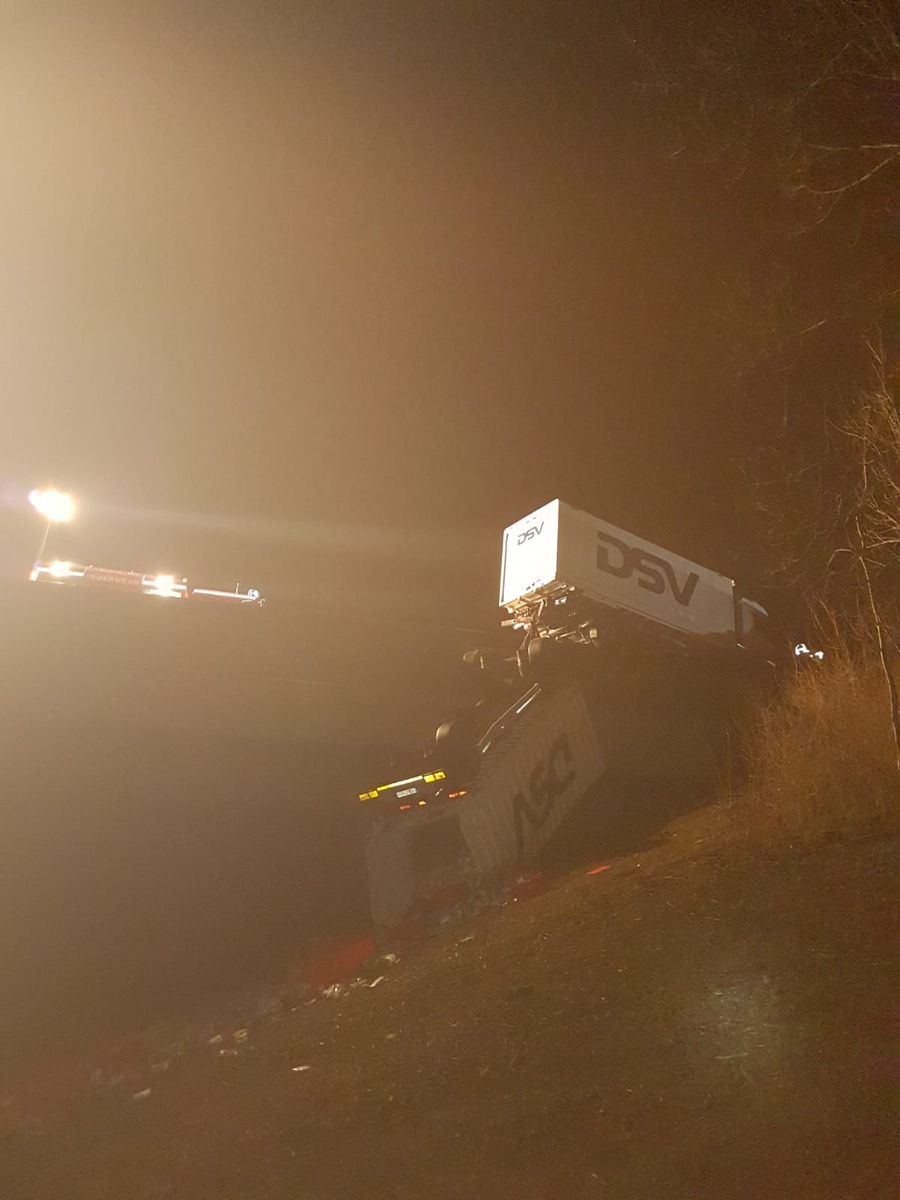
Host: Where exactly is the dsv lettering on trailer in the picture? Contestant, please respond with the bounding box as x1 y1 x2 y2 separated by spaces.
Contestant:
516 522 544 546
513 734 576 855
596 531 699 606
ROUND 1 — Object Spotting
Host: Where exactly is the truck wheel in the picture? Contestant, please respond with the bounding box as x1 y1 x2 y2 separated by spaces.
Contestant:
435 721 453 748
526 637 546 666
521 636 566 685
517 637 547 681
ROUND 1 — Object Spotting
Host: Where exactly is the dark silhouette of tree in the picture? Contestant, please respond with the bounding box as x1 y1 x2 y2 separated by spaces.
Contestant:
631 0 899 625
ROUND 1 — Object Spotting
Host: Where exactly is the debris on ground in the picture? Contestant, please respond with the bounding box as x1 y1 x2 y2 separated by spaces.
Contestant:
2 837 898 1198
510 872 545 902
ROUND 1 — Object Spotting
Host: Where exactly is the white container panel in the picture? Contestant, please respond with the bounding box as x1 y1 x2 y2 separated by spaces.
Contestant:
458 684 604 879
498 499 561 608
554 502 736 640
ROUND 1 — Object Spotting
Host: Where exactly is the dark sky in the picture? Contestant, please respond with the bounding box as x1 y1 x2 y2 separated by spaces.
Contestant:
1 1 747 632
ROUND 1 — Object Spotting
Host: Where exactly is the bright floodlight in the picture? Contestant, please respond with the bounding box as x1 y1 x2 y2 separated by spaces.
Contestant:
146 573 185 599
29 488 75 523
49 560 73 577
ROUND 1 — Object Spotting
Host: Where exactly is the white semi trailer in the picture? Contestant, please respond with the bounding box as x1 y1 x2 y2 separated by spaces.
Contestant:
499 499 770 666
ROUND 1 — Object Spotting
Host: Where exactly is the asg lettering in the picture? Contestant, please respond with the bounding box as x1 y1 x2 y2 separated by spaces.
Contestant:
516 522 544 546
513 734 576 855
596 531 699 606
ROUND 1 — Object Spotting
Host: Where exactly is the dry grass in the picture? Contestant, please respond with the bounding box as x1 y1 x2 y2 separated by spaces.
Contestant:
721 648 900 849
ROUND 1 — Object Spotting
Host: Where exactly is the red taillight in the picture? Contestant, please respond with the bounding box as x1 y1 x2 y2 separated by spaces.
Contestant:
399 803 412 812
448 790 468 799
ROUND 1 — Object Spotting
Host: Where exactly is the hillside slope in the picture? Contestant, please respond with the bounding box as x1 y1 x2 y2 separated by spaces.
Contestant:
3 813 897 1200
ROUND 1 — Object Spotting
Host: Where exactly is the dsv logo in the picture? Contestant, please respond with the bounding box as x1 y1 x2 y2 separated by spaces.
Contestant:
596 531 699 606
513 734 576 855
516 521 544 545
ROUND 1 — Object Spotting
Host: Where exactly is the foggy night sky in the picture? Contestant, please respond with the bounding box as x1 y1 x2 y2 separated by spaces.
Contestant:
1 2 750 629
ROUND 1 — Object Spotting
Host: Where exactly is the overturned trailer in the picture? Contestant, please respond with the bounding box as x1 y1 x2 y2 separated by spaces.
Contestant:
362 499 772 939
499 499 771 663
362 682 603 936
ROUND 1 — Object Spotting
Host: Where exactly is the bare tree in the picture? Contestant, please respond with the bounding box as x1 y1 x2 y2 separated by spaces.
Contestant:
830 345 900 770
628 0 900 788
630 0 900 585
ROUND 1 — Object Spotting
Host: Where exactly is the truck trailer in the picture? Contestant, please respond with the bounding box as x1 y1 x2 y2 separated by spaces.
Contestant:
360 499 772 940
499 499 770 668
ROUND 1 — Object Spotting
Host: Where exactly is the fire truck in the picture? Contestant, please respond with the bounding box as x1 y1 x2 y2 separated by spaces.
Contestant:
29 560 265 605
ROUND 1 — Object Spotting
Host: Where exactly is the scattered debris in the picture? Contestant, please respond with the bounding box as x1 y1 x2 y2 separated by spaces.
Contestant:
291 1065 312 1073
322 983 345 999
587 865 611 876
149 1061 170 1075
252 992 285 1018
511 872 544 902
132 1089 152 1103
385 1033 397 1041
380 952 400 965
458 935 475 944
89 1069 127 1092
206 1034 223 1047
218 1048 239 1058
233 1029 249 1044
368 976 387 989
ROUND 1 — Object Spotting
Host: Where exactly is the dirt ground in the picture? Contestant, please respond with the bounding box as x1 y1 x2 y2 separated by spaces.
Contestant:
1 801 897 1200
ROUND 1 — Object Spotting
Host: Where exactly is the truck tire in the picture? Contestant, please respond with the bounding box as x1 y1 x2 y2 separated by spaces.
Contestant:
435 721 453 747
516 646 531 681
518 636 551 682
